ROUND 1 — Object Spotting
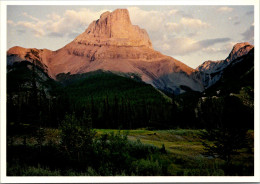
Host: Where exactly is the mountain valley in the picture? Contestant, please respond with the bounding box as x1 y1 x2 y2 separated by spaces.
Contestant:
5 7 255 177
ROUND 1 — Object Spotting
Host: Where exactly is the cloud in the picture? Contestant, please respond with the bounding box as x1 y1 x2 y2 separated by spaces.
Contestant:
16 21 45 37
242 24 254 43
217 7 233 13
128 7 164 33
45 8 109 36
128 7 194 35
165 17 209 33
9 8 110 38
9 7 200 42
155 37 231 56
180 17 209 28
22 12 39 21
168 9 193 18
165 22 181 32
9 7 169 40
197 38 231 48
169 9 179 15
47 13 61 21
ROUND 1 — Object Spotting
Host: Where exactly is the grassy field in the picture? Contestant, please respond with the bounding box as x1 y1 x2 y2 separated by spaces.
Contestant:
10 128 205 156
95 129 204 156
7 128 254 176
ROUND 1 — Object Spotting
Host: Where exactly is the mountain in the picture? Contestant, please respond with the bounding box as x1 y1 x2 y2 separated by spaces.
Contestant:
7 9 204 95
205 47 254 96
197 42 254 88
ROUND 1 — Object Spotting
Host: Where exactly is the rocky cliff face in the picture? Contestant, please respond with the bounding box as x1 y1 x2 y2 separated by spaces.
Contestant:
197 42 254 88
7 46 53 75
73 9 152 48
7 9 205 94
226 42 253 62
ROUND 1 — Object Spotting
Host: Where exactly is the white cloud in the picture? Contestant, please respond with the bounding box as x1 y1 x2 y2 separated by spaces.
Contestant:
47 13 61 21
155 37 230 56
17 21 45 37
154 37 197 55
128 7 164 33
169 9 179 15
165 17 209 33
217 7 233 13
22 12 39 22
45 8 110 37
180 17 209 29
165 22 181 32
10 8 110 38
171 37 198 55
10 7 204 43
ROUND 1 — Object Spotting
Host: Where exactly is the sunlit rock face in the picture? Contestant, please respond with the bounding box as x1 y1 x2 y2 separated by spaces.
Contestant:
73 9 153 48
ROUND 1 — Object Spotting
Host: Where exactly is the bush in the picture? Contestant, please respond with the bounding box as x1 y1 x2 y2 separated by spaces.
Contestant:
132 158 162 176
60 113 96 161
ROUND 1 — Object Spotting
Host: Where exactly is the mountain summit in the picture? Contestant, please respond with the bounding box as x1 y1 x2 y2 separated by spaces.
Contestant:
73 9 152 48
7 9 206 94
225 42 253 62
197 42 254 88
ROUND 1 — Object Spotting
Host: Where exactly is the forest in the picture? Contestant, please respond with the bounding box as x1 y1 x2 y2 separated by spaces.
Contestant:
6 61 254 176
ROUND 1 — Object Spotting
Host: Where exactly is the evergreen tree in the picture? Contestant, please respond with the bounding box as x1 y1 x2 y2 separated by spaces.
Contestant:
200 96 250 173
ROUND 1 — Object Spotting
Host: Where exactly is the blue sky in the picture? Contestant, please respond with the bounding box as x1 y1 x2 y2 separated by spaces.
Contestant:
7 5 254 68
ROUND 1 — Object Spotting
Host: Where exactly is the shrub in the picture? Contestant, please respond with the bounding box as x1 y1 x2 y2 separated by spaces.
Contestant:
132 158 162 176
60 113 96 161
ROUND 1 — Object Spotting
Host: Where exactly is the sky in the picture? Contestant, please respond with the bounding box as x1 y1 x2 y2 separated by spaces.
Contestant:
7 5 254 68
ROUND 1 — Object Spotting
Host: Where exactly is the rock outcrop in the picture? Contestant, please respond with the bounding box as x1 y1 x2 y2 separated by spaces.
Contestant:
7 46 53 75
73 9 152 48
226 42 254 62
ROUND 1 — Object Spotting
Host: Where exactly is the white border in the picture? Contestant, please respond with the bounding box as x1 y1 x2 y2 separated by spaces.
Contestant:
0 0 7 183
1 0 259 183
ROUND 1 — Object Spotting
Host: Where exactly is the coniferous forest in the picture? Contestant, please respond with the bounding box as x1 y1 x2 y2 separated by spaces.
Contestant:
6 60 254 176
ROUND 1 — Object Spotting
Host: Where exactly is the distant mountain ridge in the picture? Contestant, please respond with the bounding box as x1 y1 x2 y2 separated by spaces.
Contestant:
196 42 254 89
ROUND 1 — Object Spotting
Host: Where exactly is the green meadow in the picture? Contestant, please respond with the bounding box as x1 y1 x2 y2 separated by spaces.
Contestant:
7 128 254 176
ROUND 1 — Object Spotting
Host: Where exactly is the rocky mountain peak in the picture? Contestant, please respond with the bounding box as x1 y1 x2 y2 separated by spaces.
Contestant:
73 9 152 48
197 42 254 89
7 9 204 94
226 42 254 62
